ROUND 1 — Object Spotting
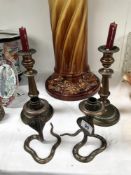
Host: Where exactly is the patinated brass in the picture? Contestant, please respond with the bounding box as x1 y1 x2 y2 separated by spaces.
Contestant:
97 45 120 126
19 49 61 164
24 123 61 164
61 97 107 163
80 46 120 127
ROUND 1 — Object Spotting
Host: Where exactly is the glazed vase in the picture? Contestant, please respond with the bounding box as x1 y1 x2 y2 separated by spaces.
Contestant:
46 0 100 101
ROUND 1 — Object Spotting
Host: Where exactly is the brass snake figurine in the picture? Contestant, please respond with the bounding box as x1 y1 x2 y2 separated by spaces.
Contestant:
61 97 107 163
24 123 61 164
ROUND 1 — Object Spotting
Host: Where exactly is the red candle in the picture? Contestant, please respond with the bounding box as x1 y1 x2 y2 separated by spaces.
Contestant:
19 27 29 52
106 22 117 50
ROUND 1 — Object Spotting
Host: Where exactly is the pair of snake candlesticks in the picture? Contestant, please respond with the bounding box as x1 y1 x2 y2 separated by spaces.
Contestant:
0 45 120 164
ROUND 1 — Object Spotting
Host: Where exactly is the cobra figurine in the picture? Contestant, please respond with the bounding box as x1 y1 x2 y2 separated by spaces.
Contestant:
61 97 107 163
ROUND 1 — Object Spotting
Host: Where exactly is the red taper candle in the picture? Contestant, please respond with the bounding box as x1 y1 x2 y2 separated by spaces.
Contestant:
106 22 117 50
19 27 29 52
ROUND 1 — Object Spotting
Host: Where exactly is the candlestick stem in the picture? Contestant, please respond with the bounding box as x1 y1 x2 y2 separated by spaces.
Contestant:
20 50 39 98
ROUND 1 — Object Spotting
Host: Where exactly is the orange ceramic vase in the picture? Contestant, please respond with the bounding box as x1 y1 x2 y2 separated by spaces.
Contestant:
46 0 100 101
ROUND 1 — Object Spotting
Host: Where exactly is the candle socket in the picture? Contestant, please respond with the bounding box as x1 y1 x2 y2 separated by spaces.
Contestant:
94 45 120 127
19 49 61 164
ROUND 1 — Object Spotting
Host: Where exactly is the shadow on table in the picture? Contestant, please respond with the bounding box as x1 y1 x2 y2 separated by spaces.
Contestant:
119 107 131 115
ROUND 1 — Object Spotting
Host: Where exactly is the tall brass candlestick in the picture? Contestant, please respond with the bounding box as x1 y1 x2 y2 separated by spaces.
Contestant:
19 49 61 164
46 0 100 101
94 45 120 126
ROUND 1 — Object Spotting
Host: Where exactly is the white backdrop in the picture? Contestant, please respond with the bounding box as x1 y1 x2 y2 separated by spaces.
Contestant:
0 0 130 75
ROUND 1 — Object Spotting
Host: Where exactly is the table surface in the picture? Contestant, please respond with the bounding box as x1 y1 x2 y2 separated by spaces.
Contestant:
0 74 131 175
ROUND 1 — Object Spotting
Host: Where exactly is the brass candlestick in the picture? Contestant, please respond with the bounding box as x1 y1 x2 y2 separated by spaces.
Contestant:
80 45 120 127
19 49 61 164
96 45 120 126
61 97 107 163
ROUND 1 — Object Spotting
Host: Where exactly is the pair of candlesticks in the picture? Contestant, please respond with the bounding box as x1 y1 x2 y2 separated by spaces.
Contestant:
0 44 120 164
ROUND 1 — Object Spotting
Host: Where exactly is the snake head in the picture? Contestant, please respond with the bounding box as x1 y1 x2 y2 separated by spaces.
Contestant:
77 116 94 136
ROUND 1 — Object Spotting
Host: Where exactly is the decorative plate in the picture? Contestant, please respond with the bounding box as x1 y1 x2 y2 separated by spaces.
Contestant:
0 30 22 81
0 59 18 106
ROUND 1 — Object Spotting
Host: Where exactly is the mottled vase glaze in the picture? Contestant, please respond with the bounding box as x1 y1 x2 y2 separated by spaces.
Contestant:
46 0 100 101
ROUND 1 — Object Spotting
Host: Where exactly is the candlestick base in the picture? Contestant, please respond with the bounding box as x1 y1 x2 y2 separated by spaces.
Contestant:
93 104 120 127
21 98 53 139
80 99 120 127
45 72 100 101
